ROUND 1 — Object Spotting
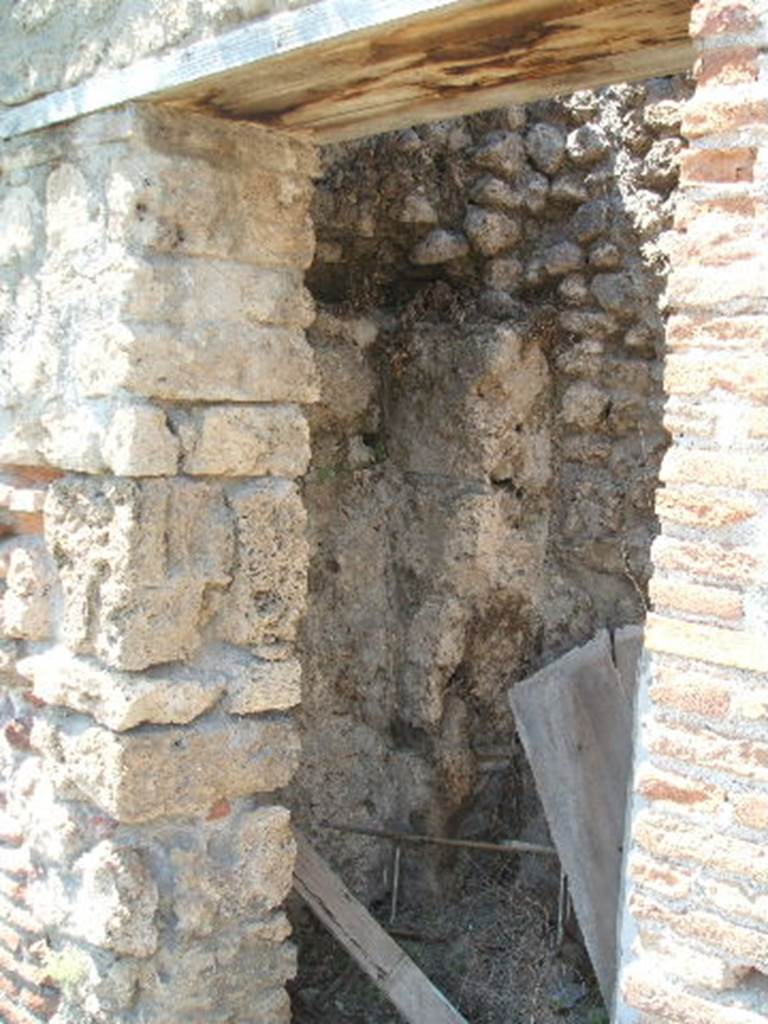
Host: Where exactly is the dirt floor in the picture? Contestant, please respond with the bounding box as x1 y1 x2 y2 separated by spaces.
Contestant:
289 845 608 1024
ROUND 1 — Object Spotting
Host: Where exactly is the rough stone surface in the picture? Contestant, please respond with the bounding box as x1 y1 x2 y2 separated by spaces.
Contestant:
0 0 320 108
180 405 311 478
0 100 314 1024
101 405 180 477
32 711 300 822
0 105 318 474
214 480 308 648
45 476 234 671
300 77 688 926
17 646 224 731
68 840 160 957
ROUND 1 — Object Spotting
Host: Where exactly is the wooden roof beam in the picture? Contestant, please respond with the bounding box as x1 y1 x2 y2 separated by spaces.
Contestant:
0 0 693 144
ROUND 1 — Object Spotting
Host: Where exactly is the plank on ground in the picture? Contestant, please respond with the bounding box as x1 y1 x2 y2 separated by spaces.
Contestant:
508 626 641 1007
293 830 468 1024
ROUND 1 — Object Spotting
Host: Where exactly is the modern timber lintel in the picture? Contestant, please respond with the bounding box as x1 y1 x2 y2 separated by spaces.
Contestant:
0 0 693 144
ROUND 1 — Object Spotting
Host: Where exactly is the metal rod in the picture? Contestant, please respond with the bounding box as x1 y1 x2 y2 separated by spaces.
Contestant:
389 844 402 925
322 822 558 858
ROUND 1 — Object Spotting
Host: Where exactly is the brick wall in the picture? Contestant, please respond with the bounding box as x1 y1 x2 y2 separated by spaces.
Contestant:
0 106 317 1024
617 1 768 1020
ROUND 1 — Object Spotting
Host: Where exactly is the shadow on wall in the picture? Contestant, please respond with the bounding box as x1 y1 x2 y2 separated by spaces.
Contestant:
287 73 692 1024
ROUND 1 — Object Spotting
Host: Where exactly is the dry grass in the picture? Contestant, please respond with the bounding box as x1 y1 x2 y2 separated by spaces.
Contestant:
291 847 607 1024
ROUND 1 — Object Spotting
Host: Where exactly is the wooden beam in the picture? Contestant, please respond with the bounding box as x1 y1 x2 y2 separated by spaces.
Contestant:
0 0 692 144
509 627 642 1007
293 830 468 1024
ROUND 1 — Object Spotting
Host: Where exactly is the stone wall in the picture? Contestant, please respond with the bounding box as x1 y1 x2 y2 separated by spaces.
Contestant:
0 0 319 109
617 0 768 1020
293 77 691 906
0 105 317 1023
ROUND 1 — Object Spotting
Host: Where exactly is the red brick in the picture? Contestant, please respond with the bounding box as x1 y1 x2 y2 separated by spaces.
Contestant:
624 962 766 1024
682 147 756 183
637 764 726 813
4 721 31 753
649 576 743 622
206 798 231 821
675 195 766 232
650 663 732 719
651 536 756 585
0 812 23 848
0 991 51 1024
690 0 761 39
734 792 768 830
0 468 60 488
668 261 768 309
11 513 44 537
683 95 768 137
666 313 768 351
680 233 764 269
661 448 768 490
645 615 768 674
750 408 768 437
0 873 28 908
21 986 58 1020
655 485 757 530
629 850 694 900
632 811 768 883
647 716 768 785
0 947 46 994
635 927 751 992
663 404 716 440
700 876 768 927
696 46 761 86
630 891 768 972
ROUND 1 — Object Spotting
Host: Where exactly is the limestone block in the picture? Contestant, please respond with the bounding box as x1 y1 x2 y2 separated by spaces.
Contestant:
32 713 300 822
69 841 159 957
102 405 179 477
106 144 315 269
86 323 318 404
122 259 315 330
39 401 109 474
45 477 234 670
0 185 42 264
214 481 308 647
310 340 378 431
2 539 52 640
225 658 301 715
144 937 295 1024
17 646 224 731
45 945 141 1023
181 405 310 478
46 163 103 257
171 807 296 932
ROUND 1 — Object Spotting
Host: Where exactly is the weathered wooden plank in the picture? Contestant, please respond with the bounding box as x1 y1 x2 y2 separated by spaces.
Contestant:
293 830 468 1024
0 0 691 144
509 628 640 1007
